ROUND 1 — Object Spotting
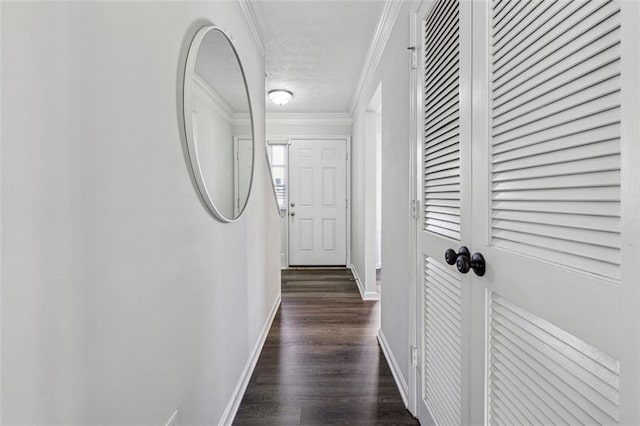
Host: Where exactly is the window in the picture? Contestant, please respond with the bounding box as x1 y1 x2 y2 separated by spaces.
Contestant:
267 142 288 211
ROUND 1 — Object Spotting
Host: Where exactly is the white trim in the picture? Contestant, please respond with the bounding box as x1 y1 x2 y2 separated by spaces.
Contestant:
233 136 253 217
378 330 409 408
264 140 285 218
350 0 403 114
232 113 251 127
238 0 266 56
218 294 281 426
193 73 234 123
235 113 352 127
268 134 352 141
350 264 379 300
267 139 290 265
346 136 352 267
0 1 3 417
267 113 352 126
408 2 426 417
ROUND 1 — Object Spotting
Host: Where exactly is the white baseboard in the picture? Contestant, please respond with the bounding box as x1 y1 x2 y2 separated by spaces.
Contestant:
218 293 281 426
378 329 409 408
349 264 380 300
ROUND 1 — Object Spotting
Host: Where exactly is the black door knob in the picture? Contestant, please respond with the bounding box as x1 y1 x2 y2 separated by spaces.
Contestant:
444 249 457 265
445 246 470 265
456 252 486 276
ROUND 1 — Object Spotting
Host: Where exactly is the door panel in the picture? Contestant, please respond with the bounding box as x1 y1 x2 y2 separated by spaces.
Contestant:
417 0 639 425
417 0 472 424
234 137 253 217
471 0 639 424
423 257 462 426
487 293 620 425
488 0 622 281
289 139 347 266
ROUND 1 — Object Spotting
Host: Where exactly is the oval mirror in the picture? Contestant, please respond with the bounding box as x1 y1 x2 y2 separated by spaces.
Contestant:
183 26 255 222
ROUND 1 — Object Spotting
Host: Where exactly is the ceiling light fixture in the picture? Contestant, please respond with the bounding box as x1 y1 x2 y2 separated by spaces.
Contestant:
268 89 293 106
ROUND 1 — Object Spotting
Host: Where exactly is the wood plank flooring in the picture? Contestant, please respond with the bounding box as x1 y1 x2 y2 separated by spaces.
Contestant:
234 268 419 425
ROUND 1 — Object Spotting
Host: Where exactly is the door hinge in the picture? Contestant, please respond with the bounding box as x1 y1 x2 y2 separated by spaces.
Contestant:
408 46 417 69
411 199 420 220
411 345 418 367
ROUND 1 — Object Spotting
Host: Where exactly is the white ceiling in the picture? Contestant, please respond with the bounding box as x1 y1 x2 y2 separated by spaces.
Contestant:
195 29 250 114
253 1 386 113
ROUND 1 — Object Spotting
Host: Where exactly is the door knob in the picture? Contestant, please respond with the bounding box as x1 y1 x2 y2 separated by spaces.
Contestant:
290 211 295 217
290 202 295 207
456 252 486 276
445 246 470 265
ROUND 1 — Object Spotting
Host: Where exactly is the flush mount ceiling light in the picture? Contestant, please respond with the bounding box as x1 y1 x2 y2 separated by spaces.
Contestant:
268 89 293 106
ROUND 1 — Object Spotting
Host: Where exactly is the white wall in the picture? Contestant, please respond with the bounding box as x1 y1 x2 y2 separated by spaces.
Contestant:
266 114 351 138
351 0 417 397
1 2 280 424
350 109 378 297
193 82 235 218
375 110 382 270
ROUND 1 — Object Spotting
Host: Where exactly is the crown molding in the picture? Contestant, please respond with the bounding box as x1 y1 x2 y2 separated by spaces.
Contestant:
239 0 267 57
350 0 403 114
267 113 353 126
232 113 352 127
233 113 251 126
193 73 234 123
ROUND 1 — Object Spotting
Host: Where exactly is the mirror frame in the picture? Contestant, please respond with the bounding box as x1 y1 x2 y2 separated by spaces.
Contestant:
183 25 255 223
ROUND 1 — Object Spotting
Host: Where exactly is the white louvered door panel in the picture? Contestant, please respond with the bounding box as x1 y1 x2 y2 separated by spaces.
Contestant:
470 1 640 424
423 257 462 426
490 0 622 280
488 294 620 425
423 0 461 241
416 0 473 424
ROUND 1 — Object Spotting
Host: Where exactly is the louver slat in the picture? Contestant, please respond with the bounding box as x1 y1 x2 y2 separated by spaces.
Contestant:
489 0 621 280
488 294 620 425
424 0 461 240
424 257 462 426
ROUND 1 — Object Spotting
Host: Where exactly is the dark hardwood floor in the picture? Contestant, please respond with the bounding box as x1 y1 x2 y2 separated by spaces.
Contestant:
234 268 419 425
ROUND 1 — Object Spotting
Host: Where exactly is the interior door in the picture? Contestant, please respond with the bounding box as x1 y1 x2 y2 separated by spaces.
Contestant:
234 137 253 217
416 0 473 424
468 1 640 424
288 139 347 266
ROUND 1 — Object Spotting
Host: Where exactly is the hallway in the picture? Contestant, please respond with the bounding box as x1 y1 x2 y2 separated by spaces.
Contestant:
234 269 418 425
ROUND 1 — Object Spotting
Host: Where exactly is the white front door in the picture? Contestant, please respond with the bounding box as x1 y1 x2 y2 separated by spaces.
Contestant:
416 0 640 425
288 139 347 266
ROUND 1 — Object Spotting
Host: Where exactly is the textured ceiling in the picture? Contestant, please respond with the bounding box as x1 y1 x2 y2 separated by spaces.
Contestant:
255 1 385 113
195 29 250 114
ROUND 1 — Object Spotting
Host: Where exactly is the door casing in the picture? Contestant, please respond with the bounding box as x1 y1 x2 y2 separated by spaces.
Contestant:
267 136 352 268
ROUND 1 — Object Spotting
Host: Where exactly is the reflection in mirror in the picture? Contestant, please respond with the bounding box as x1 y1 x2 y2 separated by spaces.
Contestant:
184 26 254 222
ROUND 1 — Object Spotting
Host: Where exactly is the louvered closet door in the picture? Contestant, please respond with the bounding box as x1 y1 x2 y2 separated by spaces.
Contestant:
416 0 473 424
470 0 640 424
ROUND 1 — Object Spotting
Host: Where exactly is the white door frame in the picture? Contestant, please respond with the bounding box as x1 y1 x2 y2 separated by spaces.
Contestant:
233 135 253 217
408 4 421 417
266 138 289 269
267 135 352 268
